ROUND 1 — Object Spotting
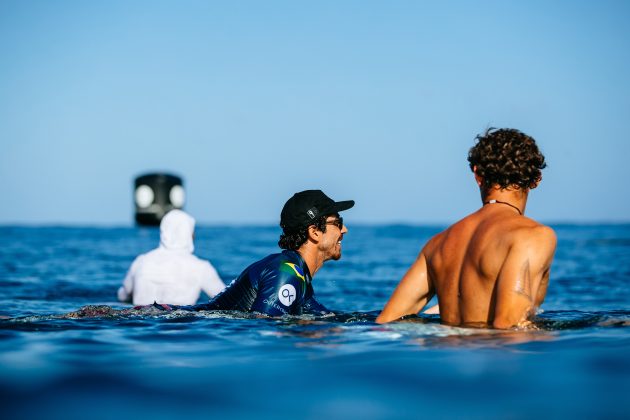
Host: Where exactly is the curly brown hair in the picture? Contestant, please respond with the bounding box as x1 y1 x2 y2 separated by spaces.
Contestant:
278 216 329 251
468 128 546 191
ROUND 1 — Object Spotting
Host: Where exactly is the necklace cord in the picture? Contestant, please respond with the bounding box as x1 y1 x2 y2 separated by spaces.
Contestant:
483 199 522 215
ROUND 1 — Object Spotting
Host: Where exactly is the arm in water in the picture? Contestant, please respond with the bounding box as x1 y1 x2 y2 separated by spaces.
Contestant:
117 257 141 303
376 250 435 324
492 226 556 329
199 261 226 299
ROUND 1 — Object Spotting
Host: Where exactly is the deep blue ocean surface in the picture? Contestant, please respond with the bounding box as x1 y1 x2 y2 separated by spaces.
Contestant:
1 224 629 419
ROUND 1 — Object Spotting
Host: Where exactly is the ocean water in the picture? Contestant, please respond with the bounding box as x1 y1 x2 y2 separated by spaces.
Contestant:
0 224 629 419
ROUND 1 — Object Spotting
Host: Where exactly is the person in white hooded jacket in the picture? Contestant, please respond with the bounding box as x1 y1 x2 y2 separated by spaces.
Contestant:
117 209 226 306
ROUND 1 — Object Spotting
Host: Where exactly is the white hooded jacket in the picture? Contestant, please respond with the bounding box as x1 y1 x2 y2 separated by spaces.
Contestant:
117 210 226 305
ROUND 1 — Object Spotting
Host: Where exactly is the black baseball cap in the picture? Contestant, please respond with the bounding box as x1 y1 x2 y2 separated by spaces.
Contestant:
280 190 354 230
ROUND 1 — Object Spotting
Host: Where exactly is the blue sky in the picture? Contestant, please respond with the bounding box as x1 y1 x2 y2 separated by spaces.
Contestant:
1 0 629 225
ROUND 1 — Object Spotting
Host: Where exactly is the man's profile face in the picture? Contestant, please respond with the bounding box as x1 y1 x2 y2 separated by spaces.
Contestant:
318 214 348 261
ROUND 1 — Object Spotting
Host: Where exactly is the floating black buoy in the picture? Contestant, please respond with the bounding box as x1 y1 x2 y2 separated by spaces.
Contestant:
134 173 185 226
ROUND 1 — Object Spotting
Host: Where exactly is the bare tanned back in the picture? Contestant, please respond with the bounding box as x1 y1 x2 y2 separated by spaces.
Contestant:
425 207 554 327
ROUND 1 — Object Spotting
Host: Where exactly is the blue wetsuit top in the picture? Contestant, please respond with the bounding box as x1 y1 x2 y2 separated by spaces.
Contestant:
193 250 330 316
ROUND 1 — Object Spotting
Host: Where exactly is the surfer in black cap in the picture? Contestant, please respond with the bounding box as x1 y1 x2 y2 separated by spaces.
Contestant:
187 190 354 316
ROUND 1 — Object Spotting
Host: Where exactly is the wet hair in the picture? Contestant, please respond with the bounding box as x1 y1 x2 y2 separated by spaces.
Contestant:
278 216 329 251
468 128 546 191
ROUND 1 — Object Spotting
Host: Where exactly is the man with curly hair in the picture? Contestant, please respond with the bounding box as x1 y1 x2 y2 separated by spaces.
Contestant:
377 128 557 329
191 190 354 316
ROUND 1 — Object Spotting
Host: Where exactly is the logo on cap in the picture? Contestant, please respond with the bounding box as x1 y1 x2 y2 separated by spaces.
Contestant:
307 207 318 219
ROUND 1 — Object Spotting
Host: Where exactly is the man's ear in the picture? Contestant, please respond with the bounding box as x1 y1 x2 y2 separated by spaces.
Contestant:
307 225 321 242
473 166 483 187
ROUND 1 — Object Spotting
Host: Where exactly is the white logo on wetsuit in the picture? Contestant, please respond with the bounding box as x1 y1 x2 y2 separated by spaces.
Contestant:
278 284 297 307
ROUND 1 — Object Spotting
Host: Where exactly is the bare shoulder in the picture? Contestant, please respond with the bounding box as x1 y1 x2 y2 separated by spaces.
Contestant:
423 225 451 254
510 220 557 257
514 219 556 243
534 224 557 243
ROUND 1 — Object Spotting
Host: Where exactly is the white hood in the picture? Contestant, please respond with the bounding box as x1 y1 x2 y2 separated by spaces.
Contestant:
159 209 195 253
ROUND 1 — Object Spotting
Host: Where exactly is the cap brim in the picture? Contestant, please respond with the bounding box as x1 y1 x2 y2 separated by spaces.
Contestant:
331 200 354 213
